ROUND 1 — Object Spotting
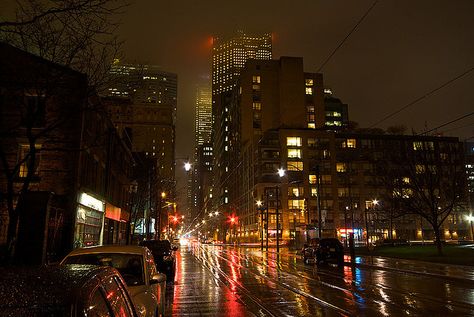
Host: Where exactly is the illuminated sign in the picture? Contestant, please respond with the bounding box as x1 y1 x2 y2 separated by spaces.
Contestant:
105 203 121 221
79 193 104 212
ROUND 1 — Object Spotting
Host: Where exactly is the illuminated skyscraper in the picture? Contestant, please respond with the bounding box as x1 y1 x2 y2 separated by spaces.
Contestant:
195 85 212 146
212 30 272 95
211 30 272 215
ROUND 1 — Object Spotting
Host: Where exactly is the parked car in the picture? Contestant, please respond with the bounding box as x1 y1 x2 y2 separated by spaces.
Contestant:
302 238 320 264
139 239 177 281
316 238 344 266
62 245 166 317
0 264 138 316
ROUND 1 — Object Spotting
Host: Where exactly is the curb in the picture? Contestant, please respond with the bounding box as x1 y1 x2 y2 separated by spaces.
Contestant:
345 261 474 284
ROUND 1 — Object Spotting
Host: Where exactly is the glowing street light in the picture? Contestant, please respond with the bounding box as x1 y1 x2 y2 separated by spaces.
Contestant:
467 214 474 240
278 168 285 178
184 162 191 171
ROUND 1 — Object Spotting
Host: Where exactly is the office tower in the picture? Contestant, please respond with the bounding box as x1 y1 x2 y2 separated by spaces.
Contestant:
103 61 178 188
195 85 212 146
212 30 272 95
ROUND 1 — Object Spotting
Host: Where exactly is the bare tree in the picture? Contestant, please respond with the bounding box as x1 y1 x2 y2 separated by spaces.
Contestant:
1 0 127 92
390 140 466 255
0 0 127 260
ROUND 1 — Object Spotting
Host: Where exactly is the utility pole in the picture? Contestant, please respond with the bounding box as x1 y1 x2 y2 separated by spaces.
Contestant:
316 165 322 238
266 190 269 251
276 186 280 254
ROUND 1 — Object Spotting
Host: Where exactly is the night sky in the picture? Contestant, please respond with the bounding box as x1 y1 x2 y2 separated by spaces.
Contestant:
2 1 473 157
116 0 474 160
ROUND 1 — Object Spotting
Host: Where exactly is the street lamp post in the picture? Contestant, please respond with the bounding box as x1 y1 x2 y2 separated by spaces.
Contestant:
467 214 474 241
257 200 264 251
276 185 280 254
316 165 322 238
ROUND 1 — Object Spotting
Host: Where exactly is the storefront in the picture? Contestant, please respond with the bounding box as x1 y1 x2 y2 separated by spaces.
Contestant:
103 203 121 245
74 192 105 248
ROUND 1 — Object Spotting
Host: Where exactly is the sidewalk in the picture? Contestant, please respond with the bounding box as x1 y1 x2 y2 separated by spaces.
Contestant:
283 247 474 283
347 254 474 283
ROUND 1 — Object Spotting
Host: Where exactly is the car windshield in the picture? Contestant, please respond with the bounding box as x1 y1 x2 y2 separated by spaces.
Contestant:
63 253 144 286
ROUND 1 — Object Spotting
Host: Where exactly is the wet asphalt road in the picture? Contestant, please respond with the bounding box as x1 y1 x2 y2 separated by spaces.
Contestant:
165 243 474 316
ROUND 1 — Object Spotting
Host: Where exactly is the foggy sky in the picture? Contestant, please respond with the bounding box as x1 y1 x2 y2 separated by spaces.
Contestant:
2 0 472 157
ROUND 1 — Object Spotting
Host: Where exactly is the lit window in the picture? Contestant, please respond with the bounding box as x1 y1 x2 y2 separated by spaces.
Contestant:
252 102 261 110
308 123 316 129
346 139 356 148
305 79 313 86
336 163 347 172
252 75 261 84
18 144 42 178
308 138 316 147
286 137 302 147
288 199 305 209
287 161 303 171
413 141 423 150
309 174 317 184
288 187 303 197
305 87 313 95
287 149 301 159
311 188 318 197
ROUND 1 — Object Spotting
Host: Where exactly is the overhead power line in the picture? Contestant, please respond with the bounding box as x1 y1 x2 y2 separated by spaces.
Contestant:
317 0 379 72
418 111 474 135
369 66 474 128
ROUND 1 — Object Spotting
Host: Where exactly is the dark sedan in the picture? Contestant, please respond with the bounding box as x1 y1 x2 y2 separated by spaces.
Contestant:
0 264 138 316
139 239 177 281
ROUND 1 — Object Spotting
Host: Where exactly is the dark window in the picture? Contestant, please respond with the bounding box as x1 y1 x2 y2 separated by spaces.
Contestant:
23 94 46 127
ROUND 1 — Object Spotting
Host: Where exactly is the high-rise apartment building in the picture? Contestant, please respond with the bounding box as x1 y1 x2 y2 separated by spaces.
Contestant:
211 31 273 216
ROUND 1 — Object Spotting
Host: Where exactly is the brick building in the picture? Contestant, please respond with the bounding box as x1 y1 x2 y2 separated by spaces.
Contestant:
0 43 134 263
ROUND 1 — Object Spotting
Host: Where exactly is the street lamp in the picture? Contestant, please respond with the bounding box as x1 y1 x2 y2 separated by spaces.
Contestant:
256 200 265 251
184 162 192 172
467 214 474 241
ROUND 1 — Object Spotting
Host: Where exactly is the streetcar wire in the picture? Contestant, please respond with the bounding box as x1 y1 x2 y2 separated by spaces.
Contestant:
417 111 474 135
369 66 474 128
317 0 379 72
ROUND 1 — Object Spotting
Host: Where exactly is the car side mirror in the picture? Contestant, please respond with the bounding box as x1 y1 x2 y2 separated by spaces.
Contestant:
150 273 167 284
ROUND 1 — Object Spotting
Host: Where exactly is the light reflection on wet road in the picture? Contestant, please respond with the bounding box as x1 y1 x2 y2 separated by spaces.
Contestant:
165 244 474 316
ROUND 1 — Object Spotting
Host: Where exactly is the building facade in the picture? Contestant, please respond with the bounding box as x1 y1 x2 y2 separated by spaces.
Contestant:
211 32 273 216
103 62 177 195
204 54 469 247
0 44 134 262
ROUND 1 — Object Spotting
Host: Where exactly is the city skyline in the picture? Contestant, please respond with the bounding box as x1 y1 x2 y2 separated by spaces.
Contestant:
109 0 474 158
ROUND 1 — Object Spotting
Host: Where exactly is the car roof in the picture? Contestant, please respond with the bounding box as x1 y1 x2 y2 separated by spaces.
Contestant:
139 239 171 247
64 245 149 258
0 264 117 314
